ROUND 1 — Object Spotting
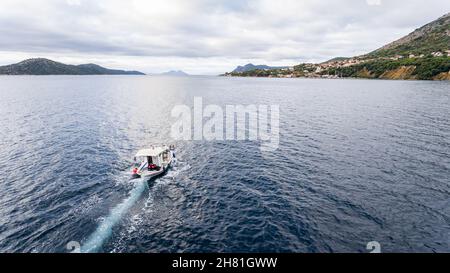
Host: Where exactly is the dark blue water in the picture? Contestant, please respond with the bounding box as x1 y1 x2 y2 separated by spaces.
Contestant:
0 76 449 253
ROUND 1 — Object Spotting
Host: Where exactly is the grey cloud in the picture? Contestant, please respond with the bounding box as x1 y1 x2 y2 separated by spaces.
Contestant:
0 0 449 73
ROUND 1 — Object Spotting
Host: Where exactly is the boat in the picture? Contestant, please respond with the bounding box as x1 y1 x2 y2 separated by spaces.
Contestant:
131 145 175 179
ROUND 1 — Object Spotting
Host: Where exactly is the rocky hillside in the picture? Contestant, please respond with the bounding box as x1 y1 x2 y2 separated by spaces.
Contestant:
328 12 450 80
0 58 145 75
368 12 450 58
225 12 450 80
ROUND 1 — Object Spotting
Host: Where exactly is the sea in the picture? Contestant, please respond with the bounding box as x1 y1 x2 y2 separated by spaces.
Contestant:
0 75 448 253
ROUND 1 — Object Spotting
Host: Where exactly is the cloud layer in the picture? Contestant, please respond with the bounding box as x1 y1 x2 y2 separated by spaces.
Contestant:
0 0 449 74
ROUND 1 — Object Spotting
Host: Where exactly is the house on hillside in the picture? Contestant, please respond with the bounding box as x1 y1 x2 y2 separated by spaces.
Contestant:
432 52 444 57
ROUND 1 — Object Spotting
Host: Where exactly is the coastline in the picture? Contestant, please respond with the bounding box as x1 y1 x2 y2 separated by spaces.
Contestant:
220 74 450 81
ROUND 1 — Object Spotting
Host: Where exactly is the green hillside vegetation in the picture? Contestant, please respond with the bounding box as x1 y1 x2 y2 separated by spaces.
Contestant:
323 56 450 80
224 12 449 80
293 63 316 73
0 58 145 75
369 31 449 58
225 69 293 77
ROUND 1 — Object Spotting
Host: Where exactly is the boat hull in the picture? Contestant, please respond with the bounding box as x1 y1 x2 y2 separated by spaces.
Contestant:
137 163 171 181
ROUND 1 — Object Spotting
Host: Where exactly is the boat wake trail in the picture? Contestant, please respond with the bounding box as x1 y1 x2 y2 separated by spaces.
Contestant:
108 161 191 253
81 179 147 253
81 159 189 253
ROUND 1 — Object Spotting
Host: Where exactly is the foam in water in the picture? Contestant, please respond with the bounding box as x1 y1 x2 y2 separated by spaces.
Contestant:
81 179 147 253
81 160 189 253
108 162 191 253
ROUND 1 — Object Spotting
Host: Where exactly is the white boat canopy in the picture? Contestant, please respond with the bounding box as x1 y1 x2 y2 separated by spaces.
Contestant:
135 147 167 157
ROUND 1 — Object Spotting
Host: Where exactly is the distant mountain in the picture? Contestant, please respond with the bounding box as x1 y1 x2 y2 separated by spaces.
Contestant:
159 70 189 76
232 63 289 73
0 58 145 75
367 12 450 58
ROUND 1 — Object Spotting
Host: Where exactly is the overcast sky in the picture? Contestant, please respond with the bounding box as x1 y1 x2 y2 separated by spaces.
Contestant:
0 0 448 74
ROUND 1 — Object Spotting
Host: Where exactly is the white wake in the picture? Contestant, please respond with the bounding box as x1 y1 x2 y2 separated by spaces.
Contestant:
81 178 147 253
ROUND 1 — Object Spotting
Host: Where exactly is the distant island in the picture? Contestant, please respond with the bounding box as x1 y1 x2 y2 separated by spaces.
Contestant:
224 12 450 81
232 64 289 73
0 58 145 75
159 70 189 77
